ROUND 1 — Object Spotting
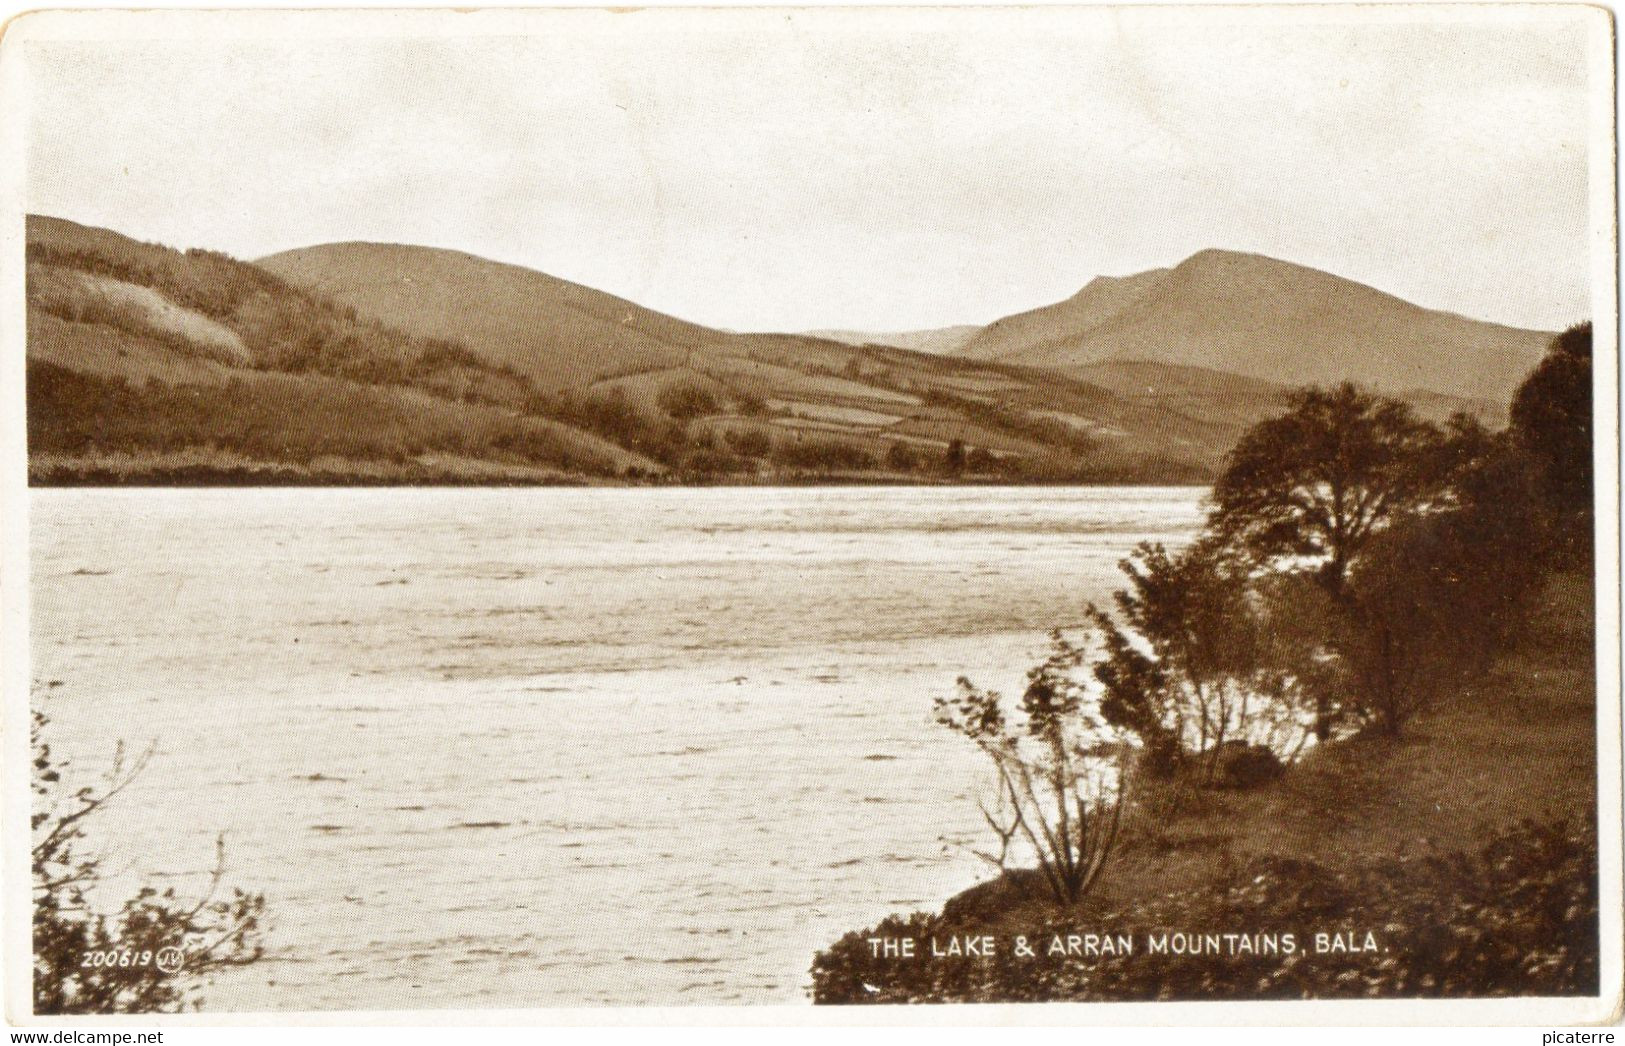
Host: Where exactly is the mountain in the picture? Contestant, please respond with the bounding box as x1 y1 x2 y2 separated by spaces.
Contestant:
28 216 1232 486
955 250 1554 404
807 325 982 356
957 269 1170 361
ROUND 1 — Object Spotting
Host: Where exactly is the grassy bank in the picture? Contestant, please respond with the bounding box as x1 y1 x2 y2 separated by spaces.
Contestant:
811 571 1599 1002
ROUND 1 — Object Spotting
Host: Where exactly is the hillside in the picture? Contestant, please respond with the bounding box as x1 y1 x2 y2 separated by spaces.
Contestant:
1070 360 1506 429
26 216 660 485
957 250 1554 404
28 216 1234 486
28 218 1549 487
257 242 708 390
958 268 1171 362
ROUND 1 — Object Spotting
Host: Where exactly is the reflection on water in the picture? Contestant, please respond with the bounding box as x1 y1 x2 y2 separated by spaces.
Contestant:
31 486 1202 1010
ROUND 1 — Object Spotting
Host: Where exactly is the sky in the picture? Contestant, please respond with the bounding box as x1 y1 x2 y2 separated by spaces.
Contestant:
18 6 1604 334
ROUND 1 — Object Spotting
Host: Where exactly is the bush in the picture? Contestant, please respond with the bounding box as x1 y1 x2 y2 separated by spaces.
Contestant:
733 390 769 417
678 446 746 478
934 634 1128 907
27 362 615 477
1088 541 1324 780
546 389 687 466
1211 741 1285 789
656 382 719 421
725 428 773 459
919 387 1099 458
33 709 267 1014
1339 441 1548 735
1510 322 1593 558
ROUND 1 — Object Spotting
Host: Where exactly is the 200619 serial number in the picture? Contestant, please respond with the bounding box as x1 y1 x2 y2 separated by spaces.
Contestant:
80 947 185 973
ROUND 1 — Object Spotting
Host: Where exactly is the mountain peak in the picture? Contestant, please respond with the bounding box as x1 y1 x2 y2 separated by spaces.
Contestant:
1171 247 1339 280
955 250 1553 403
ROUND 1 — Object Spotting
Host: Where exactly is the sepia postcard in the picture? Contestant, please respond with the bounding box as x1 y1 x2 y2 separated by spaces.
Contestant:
0 4 1619 1025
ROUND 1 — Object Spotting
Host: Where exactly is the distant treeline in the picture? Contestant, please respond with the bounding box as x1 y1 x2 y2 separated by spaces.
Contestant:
28 362 612 476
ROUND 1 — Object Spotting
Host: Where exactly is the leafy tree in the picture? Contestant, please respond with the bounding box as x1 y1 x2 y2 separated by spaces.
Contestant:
33 710 267 1014
1088 540 1325 776
1204 398 1548 740
1208 383 1443 600
1339 433 1549 734
1510 322 1593 544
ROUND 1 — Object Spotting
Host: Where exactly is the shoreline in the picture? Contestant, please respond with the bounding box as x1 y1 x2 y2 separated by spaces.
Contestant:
28 464 1215 490
811 570 1600 1004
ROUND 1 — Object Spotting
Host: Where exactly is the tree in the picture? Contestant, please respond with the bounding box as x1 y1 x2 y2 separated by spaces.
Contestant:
1088 540 1325 778
935 635 1127 906
1338 433 1549 735
33 710 267 1014
1510 322 1593 549
1207 398 1547 740
1208 383 1443 600
943 438 967 478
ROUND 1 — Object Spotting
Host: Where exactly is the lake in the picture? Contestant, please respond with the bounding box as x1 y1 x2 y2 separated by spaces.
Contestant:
30 486 1204 1010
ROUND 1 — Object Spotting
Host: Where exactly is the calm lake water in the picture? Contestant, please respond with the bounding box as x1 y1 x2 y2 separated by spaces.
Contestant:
31 486 1203 1011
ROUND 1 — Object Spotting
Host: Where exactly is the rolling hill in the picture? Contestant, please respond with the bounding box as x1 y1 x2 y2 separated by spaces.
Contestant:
257 241 710 391
252 239 1259 477
955 249 1554 404
1068 359 1505 430
25 216 659 484
27 216 1237 486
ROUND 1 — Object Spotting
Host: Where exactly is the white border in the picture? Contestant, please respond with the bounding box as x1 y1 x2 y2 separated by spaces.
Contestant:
0 4 1618 1027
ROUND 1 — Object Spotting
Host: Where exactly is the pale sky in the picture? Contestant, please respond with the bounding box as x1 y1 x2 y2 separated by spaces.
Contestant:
18 7 1603 334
